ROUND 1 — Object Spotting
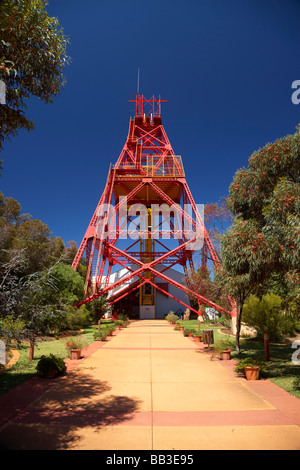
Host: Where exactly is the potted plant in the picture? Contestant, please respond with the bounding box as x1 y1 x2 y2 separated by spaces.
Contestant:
165 312 179 324
66 336 86 360
93 330 108 342
183 327 191 337
193 331 202 342
184 327 194 337
211 336 234 361
107 324 117 336
36 354 66 378
234 358 266 380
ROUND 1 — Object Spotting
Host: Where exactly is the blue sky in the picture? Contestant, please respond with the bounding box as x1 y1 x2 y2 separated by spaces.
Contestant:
1 0 300 248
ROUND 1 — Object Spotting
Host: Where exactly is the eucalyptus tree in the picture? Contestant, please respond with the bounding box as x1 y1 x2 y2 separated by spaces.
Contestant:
0 0 70 152
218 126 300 352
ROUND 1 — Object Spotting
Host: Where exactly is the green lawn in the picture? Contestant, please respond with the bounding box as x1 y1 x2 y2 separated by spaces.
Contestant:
236 339 300 399
0 323 102 395
177 319 300 399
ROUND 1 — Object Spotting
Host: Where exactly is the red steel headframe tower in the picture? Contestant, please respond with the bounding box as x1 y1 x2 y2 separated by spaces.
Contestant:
72 94 235 318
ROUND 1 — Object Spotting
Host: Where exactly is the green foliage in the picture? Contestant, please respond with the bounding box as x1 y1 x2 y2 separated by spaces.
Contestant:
0 314 25 346
227 131 300 224
218 314 231 329
234 357 267 374
165 312 179 322
0 191 74 274
106 323 116 333
11 219 65 275
117 313 129 322
50 263 85 306
243 293 298 341
218 127 300 351
186 265 231 313
225 128 300 290
0 0 70 150
93 329 108 341
86 294 108 323
183 326 194 336
193 330 202 337
36 353 66 378
213 335 235 354
0 252 88 338
65 335 87 351
65 304 91 330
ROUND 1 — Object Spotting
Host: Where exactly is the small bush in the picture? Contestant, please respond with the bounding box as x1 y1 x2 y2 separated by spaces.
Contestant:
183 327 193 337
0 315 25 346
65 336 87 351
94 330 108 341
66 305 91 330
243 293 297 342
36 354 66 378
117 313 129 322
234 358 267 374
165 312 179 323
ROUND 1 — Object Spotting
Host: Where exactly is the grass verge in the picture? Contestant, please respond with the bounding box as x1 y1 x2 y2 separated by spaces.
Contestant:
0 323 103 396
176 319 300 399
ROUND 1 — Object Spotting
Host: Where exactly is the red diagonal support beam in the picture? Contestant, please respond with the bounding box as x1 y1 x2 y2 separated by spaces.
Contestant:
146 279 200 316
148 266 231 316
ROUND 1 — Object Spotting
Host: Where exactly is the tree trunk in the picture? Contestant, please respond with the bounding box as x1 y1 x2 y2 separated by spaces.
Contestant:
235 303 243 354
29 338 35 361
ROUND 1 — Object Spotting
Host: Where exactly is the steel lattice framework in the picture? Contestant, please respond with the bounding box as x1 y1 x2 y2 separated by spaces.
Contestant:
72 95 236 317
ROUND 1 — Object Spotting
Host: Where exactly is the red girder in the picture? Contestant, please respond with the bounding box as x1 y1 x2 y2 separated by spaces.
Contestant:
147 266 231 316
72 94 236 317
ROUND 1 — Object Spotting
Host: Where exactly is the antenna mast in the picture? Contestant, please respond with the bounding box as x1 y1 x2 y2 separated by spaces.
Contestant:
137 67 140 94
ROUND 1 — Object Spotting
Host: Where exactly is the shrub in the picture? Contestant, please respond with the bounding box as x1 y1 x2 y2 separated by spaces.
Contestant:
118 313 129 322
218 314 231 329
211 335 235 360
0 315 25 346
36 354 66 378
165 312 179 323
66 305 91 330
243 293 296 342
94 330 108 341
107 324 116 334
183 327 194 336
65 336 87 351
193 331 202 337
234 358 267 374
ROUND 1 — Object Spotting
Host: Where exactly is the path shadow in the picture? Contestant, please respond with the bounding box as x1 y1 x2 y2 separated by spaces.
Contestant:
0 371 142 450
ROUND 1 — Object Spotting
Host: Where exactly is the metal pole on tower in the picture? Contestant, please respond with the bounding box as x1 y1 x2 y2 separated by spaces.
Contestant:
137 67 140 94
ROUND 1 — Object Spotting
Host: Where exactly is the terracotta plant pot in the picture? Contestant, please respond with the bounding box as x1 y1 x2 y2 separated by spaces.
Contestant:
45 367 58 378
194 336 201 342
244 366 260 380
70 349 81 360
221 349 231 360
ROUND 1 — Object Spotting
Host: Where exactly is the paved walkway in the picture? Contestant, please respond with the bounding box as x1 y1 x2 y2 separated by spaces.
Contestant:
0 320 300 450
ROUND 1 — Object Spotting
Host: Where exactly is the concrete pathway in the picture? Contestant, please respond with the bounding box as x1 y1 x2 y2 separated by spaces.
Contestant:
0 320 300 450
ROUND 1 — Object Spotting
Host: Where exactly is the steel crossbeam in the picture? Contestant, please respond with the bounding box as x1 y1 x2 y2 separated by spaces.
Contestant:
72 94 236 317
